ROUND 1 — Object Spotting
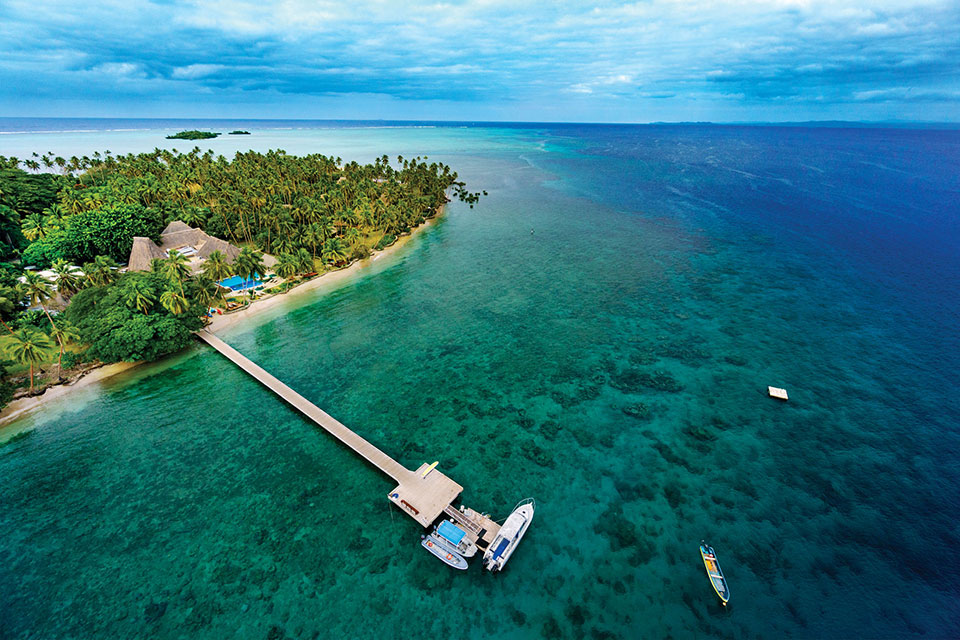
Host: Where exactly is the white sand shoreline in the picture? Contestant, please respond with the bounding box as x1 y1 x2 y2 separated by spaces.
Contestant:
0 361 142 429
206 212 441 335
0 211 444 430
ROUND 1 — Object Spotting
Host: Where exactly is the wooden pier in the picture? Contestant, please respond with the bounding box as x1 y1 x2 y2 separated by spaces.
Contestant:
196 330 464 527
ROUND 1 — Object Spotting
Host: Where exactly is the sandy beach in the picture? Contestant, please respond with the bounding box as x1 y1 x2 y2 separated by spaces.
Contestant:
205 212 442 334
0 360 142 429
0 211 443 430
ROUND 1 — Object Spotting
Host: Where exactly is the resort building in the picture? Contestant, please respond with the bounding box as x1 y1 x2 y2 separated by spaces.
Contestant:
126 221 276 273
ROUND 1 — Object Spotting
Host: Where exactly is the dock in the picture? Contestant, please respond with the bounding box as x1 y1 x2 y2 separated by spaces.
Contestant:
196 330 469 528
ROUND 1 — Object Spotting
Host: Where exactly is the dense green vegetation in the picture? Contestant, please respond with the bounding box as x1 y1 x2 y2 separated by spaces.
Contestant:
66 269 206 362
49 147 479 261
21 201 162 267
0 160 65 258
0 148 480 406
228 130 251 135
166 130 220 140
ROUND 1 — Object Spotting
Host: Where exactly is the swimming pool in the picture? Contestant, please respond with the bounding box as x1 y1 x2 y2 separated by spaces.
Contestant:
218 274 263 291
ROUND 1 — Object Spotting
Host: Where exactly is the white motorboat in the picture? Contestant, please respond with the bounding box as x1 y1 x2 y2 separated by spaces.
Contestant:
483 498 535 572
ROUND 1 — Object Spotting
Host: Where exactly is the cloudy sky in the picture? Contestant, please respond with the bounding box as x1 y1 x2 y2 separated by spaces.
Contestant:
1 0 958 122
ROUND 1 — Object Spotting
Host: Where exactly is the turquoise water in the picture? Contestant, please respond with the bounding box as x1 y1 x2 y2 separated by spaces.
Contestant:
2 122 959 638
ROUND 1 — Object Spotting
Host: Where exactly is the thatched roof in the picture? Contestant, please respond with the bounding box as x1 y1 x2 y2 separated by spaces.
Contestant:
159 229 203 252
162 220 193 235
128 237 167 271
127 220 277 272
195 234 242 262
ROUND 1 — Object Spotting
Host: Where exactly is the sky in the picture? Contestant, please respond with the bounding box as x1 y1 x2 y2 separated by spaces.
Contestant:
0 0 958 123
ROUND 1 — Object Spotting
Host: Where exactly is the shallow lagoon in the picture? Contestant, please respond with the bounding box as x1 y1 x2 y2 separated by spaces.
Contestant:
1 122 958 638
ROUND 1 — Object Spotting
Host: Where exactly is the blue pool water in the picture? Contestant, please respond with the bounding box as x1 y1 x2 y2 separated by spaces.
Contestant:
0 120 958 638
219 274 263 291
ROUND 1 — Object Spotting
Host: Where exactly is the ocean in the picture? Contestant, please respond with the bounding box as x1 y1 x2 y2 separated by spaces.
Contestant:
1 119 958 638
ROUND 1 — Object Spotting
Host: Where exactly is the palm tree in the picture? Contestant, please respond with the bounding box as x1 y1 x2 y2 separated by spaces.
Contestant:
122 278 156 314
201 250 233 282
20 271 60 337
191 275 224 310
83 255 118 287
50 260 83 299
304 222 324 260
180 206 207 228
4 327 55 394
0 285 22 335
344 227 362 246
160 289 189 315
50 321 80 380
233 247 265 286
43 203 66 226
274 254 298 281
274 234 296 256
21 212 47 241
294 248 313 274
321 238 348 266
0 204 19 249
161 250 191 297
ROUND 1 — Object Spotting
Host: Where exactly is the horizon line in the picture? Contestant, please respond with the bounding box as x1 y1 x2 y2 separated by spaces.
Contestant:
0 116 958 133
1 115 960 124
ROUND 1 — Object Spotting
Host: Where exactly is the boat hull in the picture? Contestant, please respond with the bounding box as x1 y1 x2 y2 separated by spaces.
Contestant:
422 534 468 570
700 542 730 605
483 499 535 572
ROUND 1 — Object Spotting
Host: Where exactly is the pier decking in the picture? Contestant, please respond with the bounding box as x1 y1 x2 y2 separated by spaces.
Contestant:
196 330 463 527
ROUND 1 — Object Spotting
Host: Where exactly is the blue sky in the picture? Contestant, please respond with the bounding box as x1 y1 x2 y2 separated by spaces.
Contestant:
1 0 958 122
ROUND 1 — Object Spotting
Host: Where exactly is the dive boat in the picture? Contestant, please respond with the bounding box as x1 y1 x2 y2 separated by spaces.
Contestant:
421 533 468 570
436 520 478 558
700 541 730 606
483 498 535 572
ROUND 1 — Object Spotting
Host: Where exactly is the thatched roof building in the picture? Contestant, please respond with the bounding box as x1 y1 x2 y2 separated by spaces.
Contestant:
127 221 274 272
128 237 167 271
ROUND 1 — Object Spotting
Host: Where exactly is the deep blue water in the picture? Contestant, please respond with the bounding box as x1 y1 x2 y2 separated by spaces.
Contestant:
1 121 959 638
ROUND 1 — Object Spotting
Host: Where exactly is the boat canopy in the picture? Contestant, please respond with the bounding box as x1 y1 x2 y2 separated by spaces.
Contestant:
437 521 466 545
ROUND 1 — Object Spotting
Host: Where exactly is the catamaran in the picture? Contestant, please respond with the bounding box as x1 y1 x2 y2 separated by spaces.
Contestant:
700 541 730 606
483 498 535 572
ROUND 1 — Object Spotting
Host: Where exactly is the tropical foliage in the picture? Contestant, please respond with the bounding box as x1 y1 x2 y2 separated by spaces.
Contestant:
0 147 481 400
166 130 220 140
0 166 64 257
66 268 204 363
3 327 55 394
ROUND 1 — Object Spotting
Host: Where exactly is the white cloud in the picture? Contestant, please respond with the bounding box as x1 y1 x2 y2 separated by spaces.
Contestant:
92 62 141 77
0 0 958 119
171 64 226 79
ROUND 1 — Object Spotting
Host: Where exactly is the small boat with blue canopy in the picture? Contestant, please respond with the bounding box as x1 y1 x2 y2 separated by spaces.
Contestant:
437 520 477 558
700 541 730 606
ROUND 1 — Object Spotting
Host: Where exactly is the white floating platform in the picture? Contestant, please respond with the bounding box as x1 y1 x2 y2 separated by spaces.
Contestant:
767 386 789 401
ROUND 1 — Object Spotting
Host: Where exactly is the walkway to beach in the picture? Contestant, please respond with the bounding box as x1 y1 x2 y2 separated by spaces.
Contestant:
196 330 463 527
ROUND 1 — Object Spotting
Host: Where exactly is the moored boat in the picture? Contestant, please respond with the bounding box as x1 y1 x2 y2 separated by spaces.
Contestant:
700 541 730 606
482 498 535 572
436 519 478 558
421 533 468 570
